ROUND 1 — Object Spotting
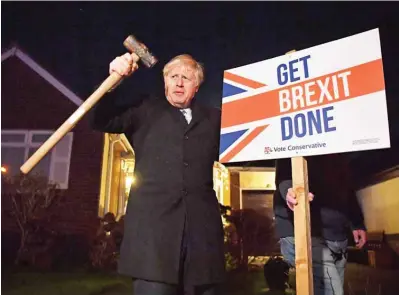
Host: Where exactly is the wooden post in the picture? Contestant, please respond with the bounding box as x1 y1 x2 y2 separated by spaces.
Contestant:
292 156 313 295
285 49 314 295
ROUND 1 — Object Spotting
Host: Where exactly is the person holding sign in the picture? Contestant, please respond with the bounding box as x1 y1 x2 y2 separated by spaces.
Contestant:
91 53 225 295
273 154 367 295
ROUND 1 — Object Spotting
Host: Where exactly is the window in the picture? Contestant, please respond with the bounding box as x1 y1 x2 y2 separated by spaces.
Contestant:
98 133 135 218
1 130 73 189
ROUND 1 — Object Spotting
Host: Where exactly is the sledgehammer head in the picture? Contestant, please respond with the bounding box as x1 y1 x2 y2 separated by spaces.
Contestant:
123 35 158 68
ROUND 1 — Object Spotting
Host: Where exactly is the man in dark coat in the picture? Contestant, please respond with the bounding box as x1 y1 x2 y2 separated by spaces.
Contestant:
91 52 225 295
273 154 367 295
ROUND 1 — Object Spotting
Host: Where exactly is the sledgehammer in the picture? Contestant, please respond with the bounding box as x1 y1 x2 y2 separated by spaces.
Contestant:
20 35 157 174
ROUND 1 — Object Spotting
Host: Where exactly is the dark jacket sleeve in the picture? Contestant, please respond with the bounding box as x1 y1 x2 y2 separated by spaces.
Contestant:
339 159 366 231
89 84 145 134
347 191 366 231
275 159 292 201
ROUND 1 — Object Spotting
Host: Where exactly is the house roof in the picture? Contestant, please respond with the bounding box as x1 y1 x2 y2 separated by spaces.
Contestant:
1 46 83 107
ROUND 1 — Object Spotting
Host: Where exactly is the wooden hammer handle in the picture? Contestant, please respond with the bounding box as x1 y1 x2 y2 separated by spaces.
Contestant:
20 72 122 174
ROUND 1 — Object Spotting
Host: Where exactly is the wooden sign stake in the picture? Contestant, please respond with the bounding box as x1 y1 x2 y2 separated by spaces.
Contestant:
292 156 313 295
286 49 314 295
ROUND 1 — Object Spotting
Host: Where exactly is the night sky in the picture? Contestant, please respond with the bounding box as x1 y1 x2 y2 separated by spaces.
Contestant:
2 1 399 180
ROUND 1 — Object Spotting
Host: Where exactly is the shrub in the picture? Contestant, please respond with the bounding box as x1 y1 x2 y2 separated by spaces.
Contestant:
263 256 290 291
2 173 63 269
89 212 124 270
221 203 277 271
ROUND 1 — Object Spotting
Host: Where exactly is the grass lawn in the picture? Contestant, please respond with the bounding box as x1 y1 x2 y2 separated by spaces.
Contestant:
225 270 295 295
1 271 132 295
1 269 290 295
2 263 398 295
344 263 399 295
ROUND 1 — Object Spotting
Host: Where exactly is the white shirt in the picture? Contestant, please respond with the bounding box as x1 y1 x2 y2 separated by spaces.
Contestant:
180 108 192 124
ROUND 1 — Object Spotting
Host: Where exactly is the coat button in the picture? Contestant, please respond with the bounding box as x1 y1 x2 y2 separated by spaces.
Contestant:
181 189 188 196
184 135 189 140
183 162 189 167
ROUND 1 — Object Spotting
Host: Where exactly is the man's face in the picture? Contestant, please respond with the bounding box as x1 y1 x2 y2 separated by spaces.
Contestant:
164 63 199 108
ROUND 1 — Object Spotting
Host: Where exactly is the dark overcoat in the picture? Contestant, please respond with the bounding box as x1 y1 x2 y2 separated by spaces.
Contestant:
91 90 226 286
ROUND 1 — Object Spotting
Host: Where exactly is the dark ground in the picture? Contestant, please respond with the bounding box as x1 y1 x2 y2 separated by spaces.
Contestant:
2 263 398 295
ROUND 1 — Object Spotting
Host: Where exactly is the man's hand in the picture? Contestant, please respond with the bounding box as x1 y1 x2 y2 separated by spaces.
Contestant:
352 229 367 249
286 188 314 211
109 52 140 76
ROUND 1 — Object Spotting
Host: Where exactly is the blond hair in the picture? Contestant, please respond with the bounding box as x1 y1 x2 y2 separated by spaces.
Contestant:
163 54 204 86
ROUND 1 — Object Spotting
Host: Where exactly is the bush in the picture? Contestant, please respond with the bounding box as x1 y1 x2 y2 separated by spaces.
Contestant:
221 203 277 271
89 212 124 270
2 173 63 269
263 256 290 291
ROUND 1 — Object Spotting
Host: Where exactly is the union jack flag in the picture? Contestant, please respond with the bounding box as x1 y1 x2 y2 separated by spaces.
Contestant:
219 71 270 163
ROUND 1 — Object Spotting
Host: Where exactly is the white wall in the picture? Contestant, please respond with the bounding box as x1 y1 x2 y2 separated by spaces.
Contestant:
357 176 399 234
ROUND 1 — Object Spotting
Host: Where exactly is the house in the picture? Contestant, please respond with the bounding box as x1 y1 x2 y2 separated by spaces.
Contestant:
1 46 137 246
1 46 93 232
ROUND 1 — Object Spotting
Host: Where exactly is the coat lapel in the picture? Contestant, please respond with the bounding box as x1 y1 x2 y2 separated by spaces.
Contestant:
185 100 207 134
161 98 188 131
160 97 208 134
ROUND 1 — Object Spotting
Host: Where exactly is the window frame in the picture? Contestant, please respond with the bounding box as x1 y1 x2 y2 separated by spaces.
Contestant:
1 129 73 189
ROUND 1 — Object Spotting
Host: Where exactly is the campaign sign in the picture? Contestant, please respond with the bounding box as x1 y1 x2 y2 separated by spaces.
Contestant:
219 28 390 163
